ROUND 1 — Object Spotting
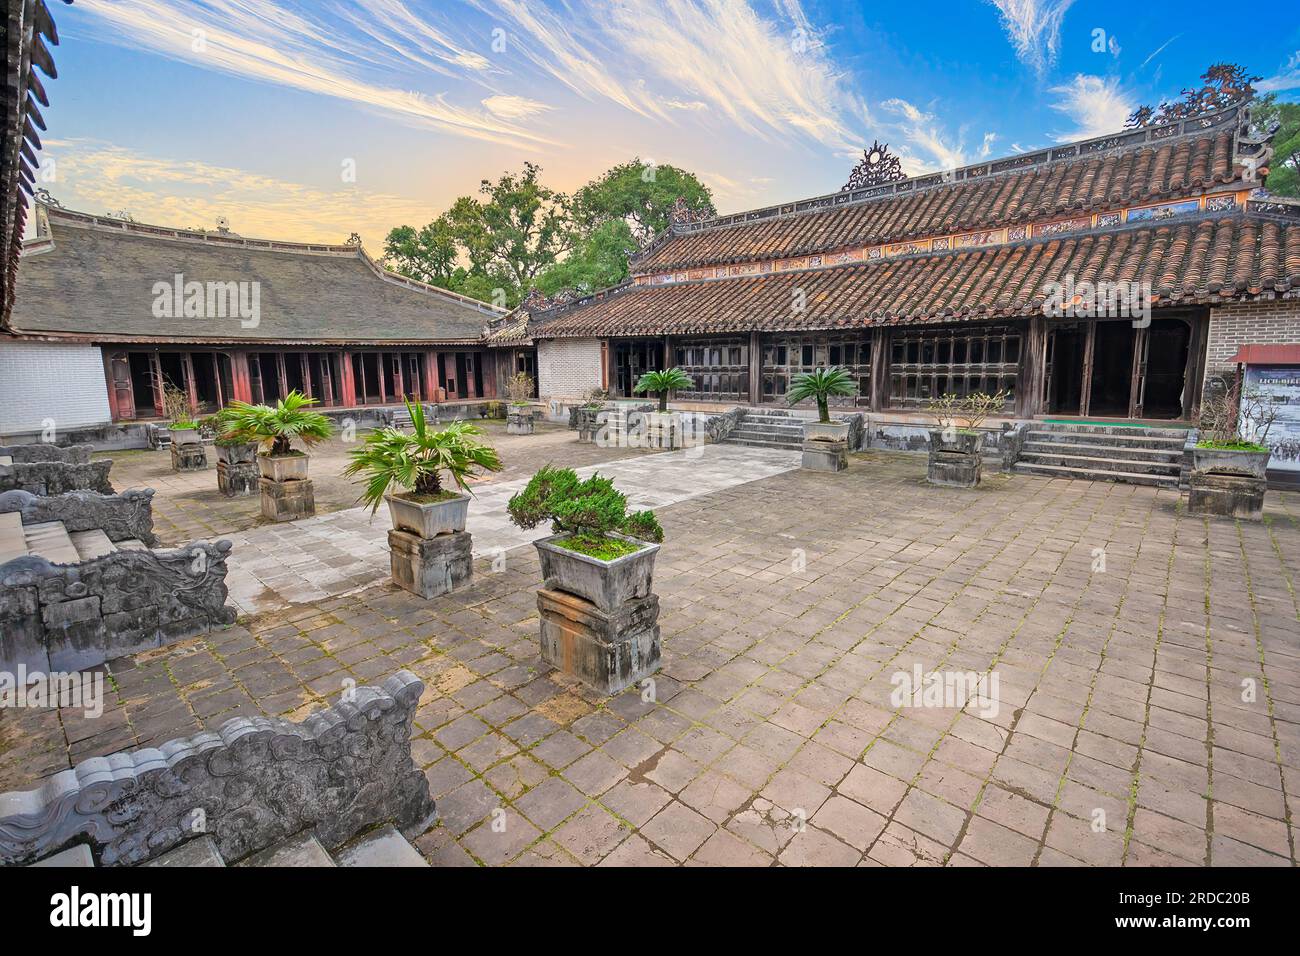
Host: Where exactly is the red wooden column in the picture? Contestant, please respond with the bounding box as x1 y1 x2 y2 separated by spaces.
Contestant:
182 352 200 414
148 353 165 417
481 351 498 398
103 351 135 421
340 352 358 407
230 352 253 403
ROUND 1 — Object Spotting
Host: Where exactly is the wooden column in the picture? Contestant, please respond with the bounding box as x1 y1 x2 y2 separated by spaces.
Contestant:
275 353 289 400
870 328 890 412
1079 322 1097 417
600 340 610 392
748 331 761 406
422 351 440 402
231 352 253 403
1017 316 1048 419
148 353 165 417
340 351 358 407
182 352 200 414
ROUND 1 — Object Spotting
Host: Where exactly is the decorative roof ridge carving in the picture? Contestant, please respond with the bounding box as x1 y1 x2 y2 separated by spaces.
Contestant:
630 100 1251 265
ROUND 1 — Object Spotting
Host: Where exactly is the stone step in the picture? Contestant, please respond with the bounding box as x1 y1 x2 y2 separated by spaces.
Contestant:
145 835 227 867
1022 440 1184 460
725 436 804 450
70 528 117 561
23 520 80 564
1032 421 1190 439
1026 429 1186 451
1018 452 1180 475
731 425 805 439
1012 461 1179 488
332 825 428 867
235 831 337 868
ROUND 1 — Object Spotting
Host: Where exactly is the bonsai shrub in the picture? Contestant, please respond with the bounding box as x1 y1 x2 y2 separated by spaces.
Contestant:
163 384 196 427
507 465 663 560
217 389 333 456
927 389 1009 434
506 372 535 406
633 368 693 412
787 367 855 422
1198 378 1277 451
582 386 609 408
484 400 504 420
926 393 961 432
344 399 503 512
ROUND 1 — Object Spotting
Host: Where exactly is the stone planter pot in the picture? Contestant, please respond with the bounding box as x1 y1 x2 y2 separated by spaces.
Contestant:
216 442 258 466
258 452 310 482
385 492 470 538
1191 445 1270 479
575 406 604 444
929 428 982 455
168 427 199 447
804 420 850 443
644 411 682 450
507 406 535 435
534 532 659 614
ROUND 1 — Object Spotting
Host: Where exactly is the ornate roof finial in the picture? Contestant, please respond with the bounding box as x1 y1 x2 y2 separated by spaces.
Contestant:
33 187 61 208
843 141 905 191
669 196 707 227
345 232 362 246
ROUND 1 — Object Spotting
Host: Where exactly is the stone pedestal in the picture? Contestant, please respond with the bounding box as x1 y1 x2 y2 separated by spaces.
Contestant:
507 410 535 435
928 451 980 488
388 528 473 599
802 438 847 472
260 477 315 522
217 460 259 497
537 587 660 695
170 442 208 472
1187 472 1266 521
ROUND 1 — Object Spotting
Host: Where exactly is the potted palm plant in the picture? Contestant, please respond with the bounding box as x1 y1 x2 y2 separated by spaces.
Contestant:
633 368 693 449
344 399 503 537
507 466 664 612
788 367 855 442
219 390 333 482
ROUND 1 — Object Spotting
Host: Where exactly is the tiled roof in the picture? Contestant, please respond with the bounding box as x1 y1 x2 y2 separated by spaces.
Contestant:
634 106 1251 274
11 206 504 343
530 215 1300 338
2 0 68 331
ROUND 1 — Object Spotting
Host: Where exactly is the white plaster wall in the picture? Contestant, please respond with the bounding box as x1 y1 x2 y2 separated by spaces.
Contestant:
0 341 113 436
537 338 603 400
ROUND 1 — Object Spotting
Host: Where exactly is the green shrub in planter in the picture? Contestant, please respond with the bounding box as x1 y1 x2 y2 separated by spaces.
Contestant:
507 465 663 559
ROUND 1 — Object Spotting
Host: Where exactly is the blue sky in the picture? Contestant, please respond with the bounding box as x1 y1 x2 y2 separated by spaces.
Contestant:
37 0 1300 250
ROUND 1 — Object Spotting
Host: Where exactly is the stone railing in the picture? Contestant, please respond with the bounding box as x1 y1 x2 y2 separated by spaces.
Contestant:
704 407 745 443
999 422 1032 471
0 539 235 673
0 488 158 546
0 671 435 866
0 443 94 464
0 457 113 496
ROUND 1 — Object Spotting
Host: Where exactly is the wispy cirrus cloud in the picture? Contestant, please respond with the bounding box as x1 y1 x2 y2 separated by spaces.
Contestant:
1258 52 1300 93
879 99 996 173
1048 74 1134 141
480 0 869 151
986 0 1077 75
42 138 418 250
73 0 558 149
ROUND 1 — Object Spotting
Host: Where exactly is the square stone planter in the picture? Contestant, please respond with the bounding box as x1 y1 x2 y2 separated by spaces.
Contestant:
385 492 470 538
1191 445 1270 479
168 426 200 447
802 438 847 472
258 452 310 482
170 442 208 472
507 406 535 435
216 442 258 466
929 428 982 456
533 533 659 614
643 411 683 450
927 428 981 488
538 587 660 695
804 420 849 443
217 460 258 496
575 406 604 444
1187 472 1266 520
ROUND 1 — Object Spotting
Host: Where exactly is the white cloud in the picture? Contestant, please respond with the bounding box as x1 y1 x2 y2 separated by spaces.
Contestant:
41 138 420 251
481 0 869 151
481 94 552 119
1259 52 1300 93
878 98 994 172
986 0 1077 75
73 0 557 149
1048 74 1134 141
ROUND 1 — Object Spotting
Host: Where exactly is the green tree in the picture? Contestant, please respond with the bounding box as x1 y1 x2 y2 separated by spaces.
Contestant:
535 219 638 296
572 158 715 244
1253 95 1300 198
383 217 459 286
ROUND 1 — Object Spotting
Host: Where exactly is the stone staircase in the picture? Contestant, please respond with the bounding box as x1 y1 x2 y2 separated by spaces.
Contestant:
35 826 428 868
1011 421 1188 488
722 408 806 450
0 510 147 565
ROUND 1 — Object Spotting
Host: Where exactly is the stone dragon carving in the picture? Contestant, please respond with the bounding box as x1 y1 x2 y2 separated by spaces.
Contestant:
0 444 94 464
0 671 435 866
0 460 114 496
0 488 158 546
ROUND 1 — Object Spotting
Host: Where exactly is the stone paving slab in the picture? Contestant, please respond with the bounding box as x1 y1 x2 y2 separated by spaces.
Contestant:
3 450 1299 868
219 443 801 614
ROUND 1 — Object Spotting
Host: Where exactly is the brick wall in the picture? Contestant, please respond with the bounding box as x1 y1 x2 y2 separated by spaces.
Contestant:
1205 298 1300 381
0 342 113 436
537 338 603 400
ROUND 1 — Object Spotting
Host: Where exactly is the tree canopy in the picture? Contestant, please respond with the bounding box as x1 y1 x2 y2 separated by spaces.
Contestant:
382 159 715 308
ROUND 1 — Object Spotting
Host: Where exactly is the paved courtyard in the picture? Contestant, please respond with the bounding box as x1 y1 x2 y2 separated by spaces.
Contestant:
2 447 1298 867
